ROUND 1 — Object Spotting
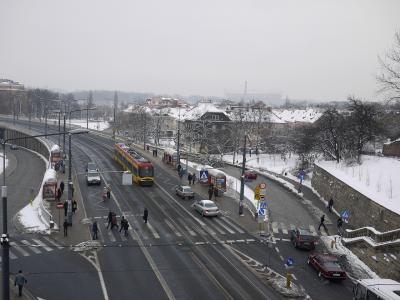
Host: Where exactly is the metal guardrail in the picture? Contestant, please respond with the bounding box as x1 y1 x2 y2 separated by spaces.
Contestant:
344 227 400 244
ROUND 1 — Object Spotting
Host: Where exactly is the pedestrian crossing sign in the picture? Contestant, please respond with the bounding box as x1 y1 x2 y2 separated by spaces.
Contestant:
341 209 350 219
199 170 208 182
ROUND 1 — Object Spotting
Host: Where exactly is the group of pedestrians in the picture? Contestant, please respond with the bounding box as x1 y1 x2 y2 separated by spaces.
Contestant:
317 197 345 236
104 212 130 237
187 172 196 185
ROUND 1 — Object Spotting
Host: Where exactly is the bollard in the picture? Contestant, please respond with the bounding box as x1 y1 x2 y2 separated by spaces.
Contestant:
286 272 292 288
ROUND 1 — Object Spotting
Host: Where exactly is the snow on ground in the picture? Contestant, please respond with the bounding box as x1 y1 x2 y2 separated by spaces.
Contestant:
48 118 110 131
223 153 298 175
320 235 379 280
316 156 400 215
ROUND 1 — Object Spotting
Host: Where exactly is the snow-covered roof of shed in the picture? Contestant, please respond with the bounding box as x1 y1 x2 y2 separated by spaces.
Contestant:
182 102 228 121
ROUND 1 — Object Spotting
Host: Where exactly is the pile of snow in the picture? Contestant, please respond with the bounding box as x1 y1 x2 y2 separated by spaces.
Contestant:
316 156 400 215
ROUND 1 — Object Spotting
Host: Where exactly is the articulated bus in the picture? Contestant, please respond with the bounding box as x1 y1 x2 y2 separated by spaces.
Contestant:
114 143 154 186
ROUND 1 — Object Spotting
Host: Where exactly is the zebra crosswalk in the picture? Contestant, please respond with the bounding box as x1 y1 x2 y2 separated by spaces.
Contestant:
95 212 250 244
2 237 64 262
270 222 328 237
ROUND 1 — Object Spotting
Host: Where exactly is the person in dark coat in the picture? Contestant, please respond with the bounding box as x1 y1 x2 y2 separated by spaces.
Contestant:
143 208 149 224
208 186 213 200
14 270 27 297
56 188 62 202
92 220 98 240
63 201 68 217
328 198 334 213
111 213 118 230
63 219 68 237
119 216 129 236
72 200 77 214
337 217 343 235
318 214 328 232
192 173 196 184
60 181 65 195
106 211 113 229
187 173 192 185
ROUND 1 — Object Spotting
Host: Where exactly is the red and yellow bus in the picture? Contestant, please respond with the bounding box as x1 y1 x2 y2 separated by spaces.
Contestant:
114 143 154 186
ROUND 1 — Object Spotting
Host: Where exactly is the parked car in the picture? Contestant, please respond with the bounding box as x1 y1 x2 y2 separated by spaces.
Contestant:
10 144 19 150
193 200 220 217
290 228 317 250
244 169 257 180
175 185 194 199
307 253 347 280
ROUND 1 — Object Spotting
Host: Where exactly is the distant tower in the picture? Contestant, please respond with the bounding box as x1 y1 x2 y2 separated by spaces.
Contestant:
240 80 247 106
285 96 290 108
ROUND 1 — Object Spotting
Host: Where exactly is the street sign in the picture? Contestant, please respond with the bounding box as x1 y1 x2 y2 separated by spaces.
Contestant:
341 209 350 220
257 201 267 216
254 183 267 200
56 202 64 209
199 170 208 183
286 257 294 267
259 201 267 209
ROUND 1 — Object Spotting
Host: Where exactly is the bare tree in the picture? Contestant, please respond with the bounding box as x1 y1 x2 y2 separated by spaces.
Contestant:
377 31 400 104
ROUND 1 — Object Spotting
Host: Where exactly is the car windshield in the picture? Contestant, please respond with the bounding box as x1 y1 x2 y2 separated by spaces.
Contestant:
298 229 313 236
140 166 154 177
183 187 193 192
87 163 96 171
88 171 99 176
324 261 341 269
204 202 216 208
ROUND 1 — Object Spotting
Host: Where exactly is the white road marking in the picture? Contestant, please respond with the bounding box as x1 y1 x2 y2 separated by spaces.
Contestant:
246 239 256 243
280 238 291 242
165 219 182 237
221 217 245 233
280 222 288 234
147 222 161 239
32 239 52 252
272 222 279 233
21 240 41 254
107 230 116 242
214 218 235 234
209 221 226 235
42 236 63 250
178 219 196 237
275 246 280 253
10 242 29 256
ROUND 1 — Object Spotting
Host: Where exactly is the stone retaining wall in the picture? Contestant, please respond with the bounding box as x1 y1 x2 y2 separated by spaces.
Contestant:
311 164 400 231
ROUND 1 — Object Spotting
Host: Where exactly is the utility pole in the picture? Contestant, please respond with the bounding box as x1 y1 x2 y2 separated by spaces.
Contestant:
143 112 146 150
239 133 246 216
176 107 181 165
113 91 118 140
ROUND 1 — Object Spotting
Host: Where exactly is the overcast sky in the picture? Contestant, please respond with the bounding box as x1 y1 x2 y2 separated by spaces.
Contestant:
1 0 399 101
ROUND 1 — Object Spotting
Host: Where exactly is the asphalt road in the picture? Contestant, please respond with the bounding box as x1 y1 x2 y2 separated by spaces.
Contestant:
1 117 355 299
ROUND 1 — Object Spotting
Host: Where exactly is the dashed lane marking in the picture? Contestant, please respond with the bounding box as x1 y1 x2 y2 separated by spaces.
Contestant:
214 218 235 234
165 219 182 237
272 222 279 234
147 222 161 239
222 217 245 233
178 219 196 237
309 225 318 236
280 222 288 234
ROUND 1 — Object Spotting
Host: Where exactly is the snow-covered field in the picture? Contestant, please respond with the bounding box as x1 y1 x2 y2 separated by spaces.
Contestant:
317 156 400 215
223 153 298 175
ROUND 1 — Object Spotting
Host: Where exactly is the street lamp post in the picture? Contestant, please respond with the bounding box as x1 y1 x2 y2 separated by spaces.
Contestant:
239 134 247 216
1 131 73 300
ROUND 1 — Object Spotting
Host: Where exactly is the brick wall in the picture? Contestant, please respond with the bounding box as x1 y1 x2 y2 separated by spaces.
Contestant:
312 165 400 231
383 141 400 157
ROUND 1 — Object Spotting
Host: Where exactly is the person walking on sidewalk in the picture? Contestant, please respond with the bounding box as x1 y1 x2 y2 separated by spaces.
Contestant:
106 211 113 229
63 219 68 237
192 173 196 184
60 181 65 195
318 214 328 233
337 216 343 236
92 220 98 240
187 173 192 185
208 185 213 200
111 213 118 230
56 187 62 202
327 198 334 213
14 270 27 297
63 201 68 217
72 200 77 214
143 208 149 224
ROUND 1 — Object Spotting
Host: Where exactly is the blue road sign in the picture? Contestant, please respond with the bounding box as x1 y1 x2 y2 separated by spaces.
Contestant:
341 209 350 219
258 208 265 216
286 257 294 267
259 201 267 209
199 170 208 182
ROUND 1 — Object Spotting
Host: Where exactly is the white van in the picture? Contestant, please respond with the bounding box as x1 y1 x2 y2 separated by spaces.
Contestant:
353 279 400 300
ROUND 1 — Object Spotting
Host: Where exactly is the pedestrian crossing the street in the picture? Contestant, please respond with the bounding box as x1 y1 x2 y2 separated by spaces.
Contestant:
94 211 251 244
270 222 329 237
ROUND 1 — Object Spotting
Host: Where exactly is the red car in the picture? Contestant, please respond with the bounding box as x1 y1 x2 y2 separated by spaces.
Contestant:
290 228 316 250
307 253 347 280
244 169 257 180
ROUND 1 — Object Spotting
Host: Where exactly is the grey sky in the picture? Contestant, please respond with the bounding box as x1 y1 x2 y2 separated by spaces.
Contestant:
1 0 399 101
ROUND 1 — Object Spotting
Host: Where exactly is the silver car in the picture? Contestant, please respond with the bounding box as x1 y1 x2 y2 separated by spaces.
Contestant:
194 200 220 217
175 185 194 199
